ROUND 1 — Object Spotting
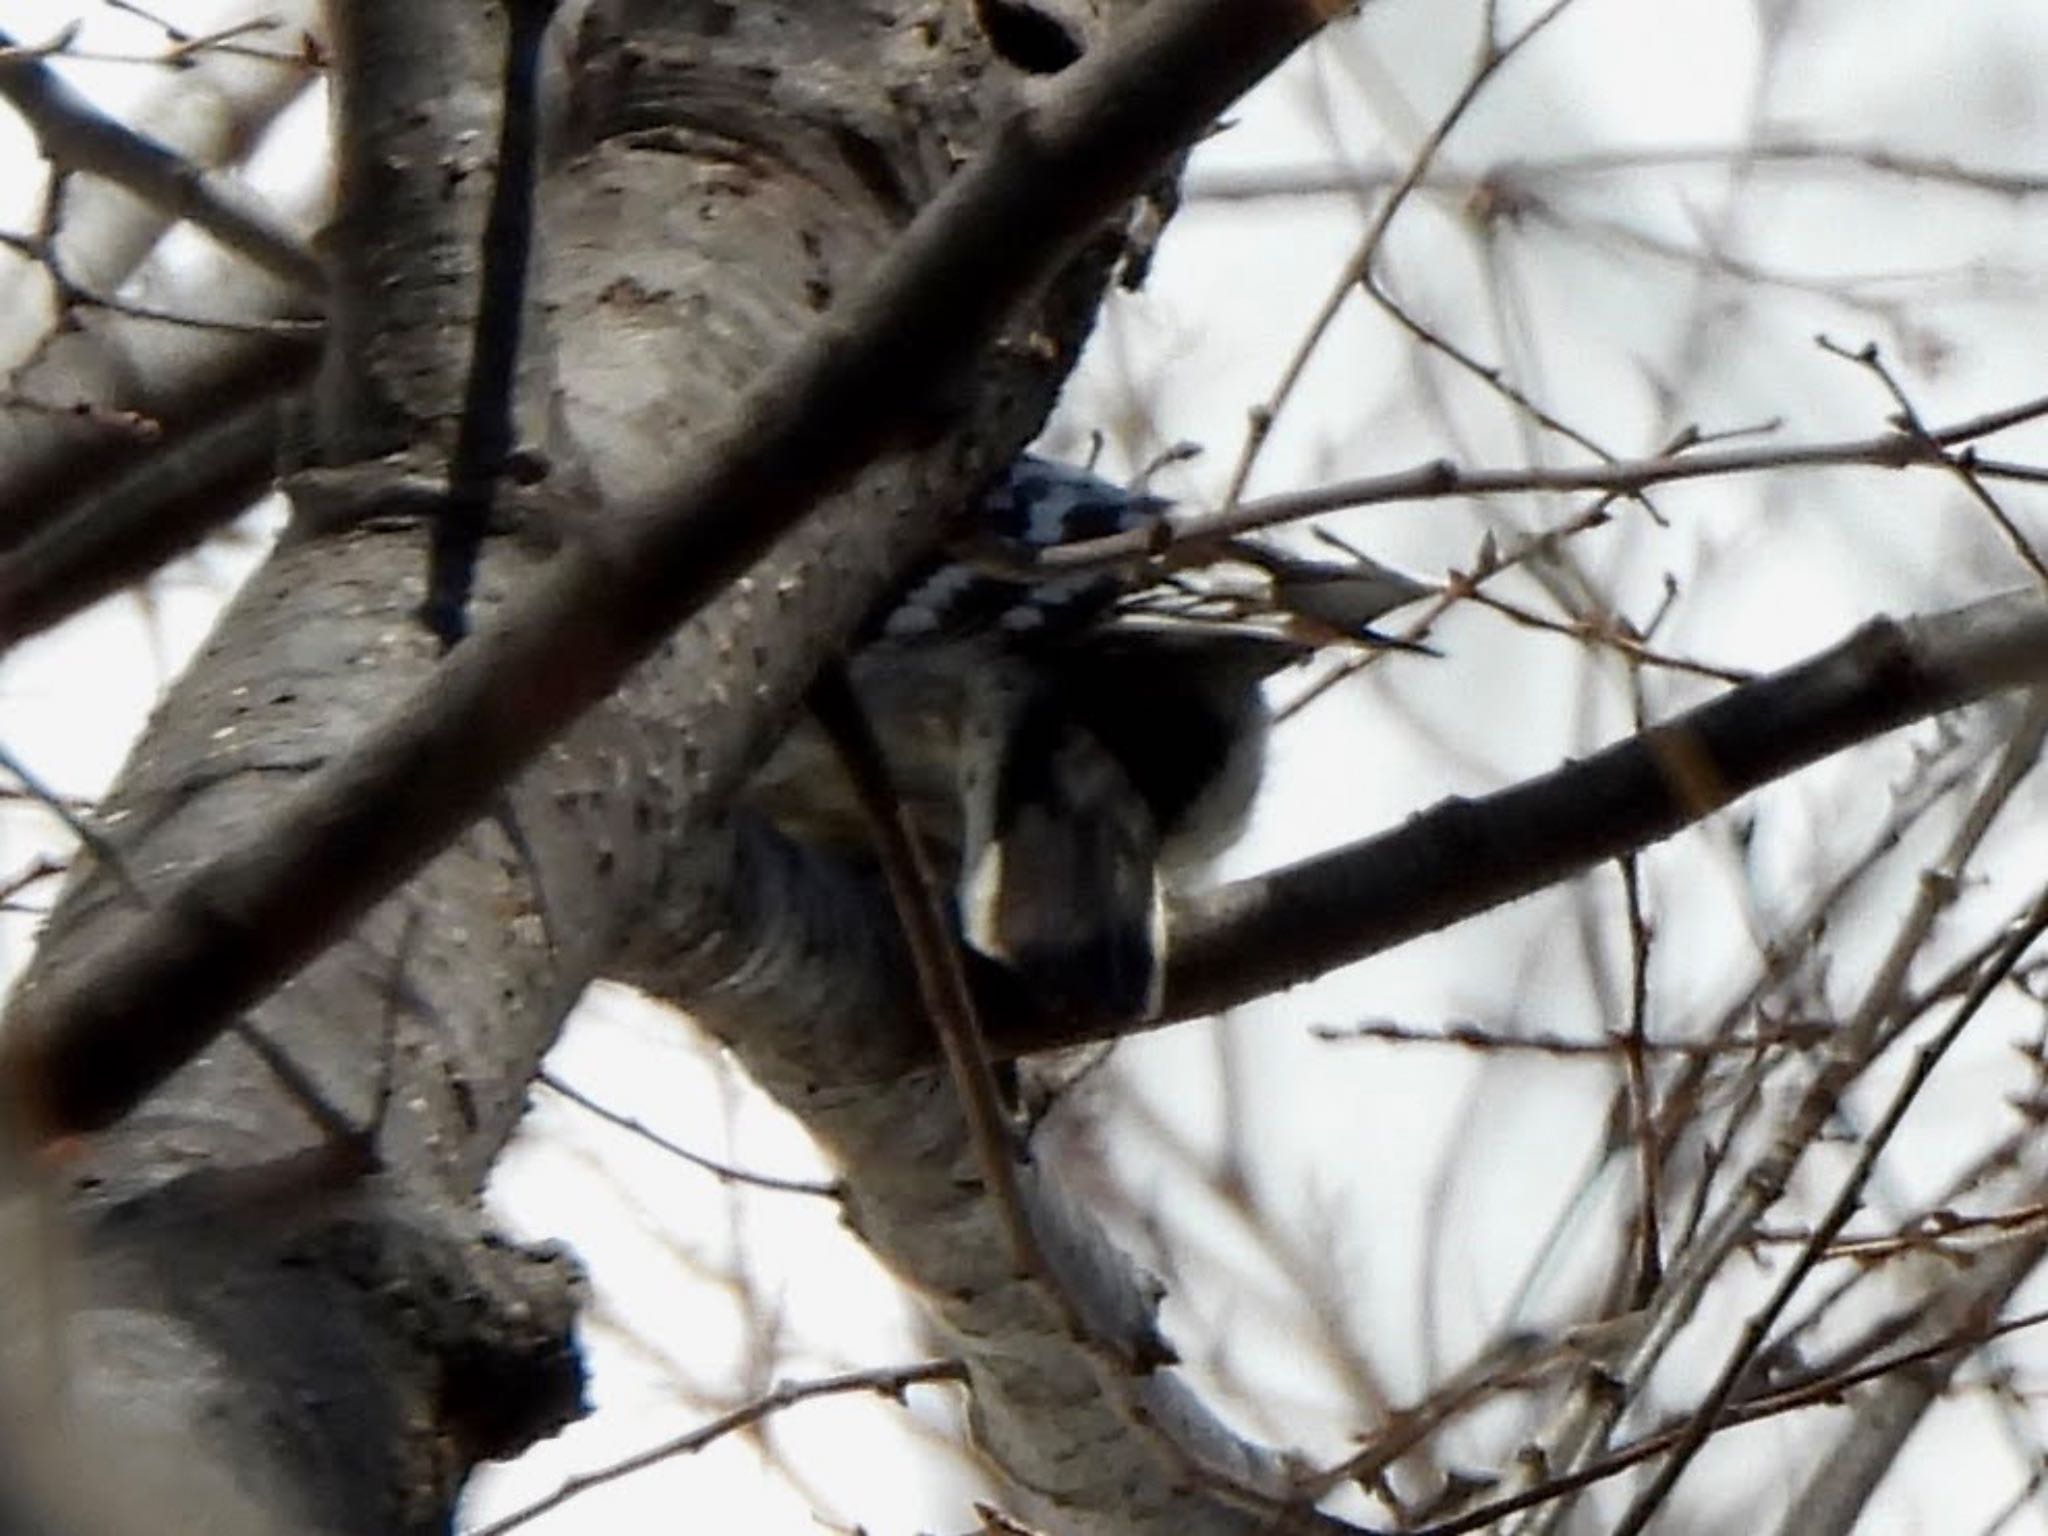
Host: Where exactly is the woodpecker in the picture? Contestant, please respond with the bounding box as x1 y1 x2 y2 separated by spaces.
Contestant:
743 456 1428 1020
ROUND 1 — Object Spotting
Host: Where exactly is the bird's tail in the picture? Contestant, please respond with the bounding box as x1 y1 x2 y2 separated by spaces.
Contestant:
957 684 1166 1020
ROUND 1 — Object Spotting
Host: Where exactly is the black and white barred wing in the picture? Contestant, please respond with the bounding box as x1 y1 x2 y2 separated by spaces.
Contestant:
877 455 1171 644
745 455 1427 1020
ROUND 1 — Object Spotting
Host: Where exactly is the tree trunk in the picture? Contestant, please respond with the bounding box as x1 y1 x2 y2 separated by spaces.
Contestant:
1 2 1335 1531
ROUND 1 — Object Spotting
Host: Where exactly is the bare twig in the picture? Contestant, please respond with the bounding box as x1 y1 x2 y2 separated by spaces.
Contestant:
1615 855 1663 1303
1818 334 2048 588
1016 394 2048 574
1186 140 2048 204
1399 1304 2048 1536
466 1358 968 1536
0 26 321 289
804 664 1040 1278
423 0 555 647
537 1069 843 1200
1221 0 1584 508
0 743 141 905
1609 883 2048 1535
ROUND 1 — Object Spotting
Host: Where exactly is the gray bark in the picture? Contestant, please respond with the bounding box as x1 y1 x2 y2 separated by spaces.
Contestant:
1 2 1340 1532
7 5 2048 1534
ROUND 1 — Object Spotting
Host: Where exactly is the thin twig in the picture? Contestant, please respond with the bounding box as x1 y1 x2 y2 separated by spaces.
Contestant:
537 1068 842 1200
1402 1304 2048 1536
805 663 1043 1279
1818 334 2048 589
0 25 321 288
1609 884 2048 1535
1616 855 1663 1303
423 0 556 647
1016 396 2048 575
1310 1016 1835 1058
0 743 142 905
1187 140 2048 203
1220 0 1586 509
465 1358 968 1536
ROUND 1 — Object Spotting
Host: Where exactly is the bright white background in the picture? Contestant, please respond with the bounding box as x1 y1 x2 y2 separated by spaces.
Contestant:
4 2 2048 1532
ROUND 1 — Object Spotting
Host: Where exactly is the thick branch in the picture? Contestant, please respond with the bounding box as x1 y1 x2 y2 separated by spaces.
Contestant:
606 591 2048 1530
1169 590 2048 1015
2 0 1343 1139
1 7 1348 1533
622 822 1354 1536
0 8 319 556
627 589 2048 1072
0 390 290 646
953 589 2048 1054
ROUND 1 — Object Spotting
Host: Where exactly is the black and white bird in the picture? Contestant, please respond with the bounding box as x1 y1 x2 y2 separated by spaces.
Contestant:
745 456 1428 1020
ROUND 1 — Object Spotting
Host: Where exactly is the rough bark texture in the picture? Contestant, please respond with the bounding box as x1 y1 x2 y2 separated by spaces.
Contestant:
9 4 2048 1533
3 1 1289 1531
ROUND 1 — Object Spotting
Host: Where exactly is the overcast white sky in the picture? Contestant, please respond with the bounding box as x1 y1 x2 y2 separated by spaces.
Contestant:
5 2 2048 1532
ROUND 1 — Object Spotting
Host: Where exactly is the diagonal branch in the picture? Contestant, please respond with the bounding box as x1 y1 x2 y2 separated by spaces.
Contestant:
0 0 1347 1139
0 390 290 646
969 588 2048 1056
632 588 2048 1077
0 2 321 559
0 26 321 290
